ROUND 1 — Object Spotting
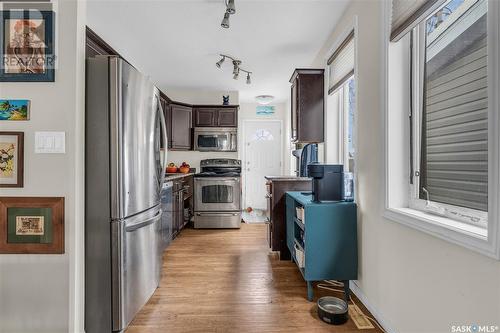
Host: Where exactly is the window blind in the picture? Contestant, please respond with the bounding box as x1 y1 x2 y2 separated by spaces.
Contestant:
422 38 488 211
391 0 447 41
327 30 355 95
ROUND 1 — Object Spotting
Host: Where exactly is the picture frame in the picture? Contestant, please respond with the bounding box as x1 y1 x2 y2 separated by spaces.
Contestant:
0 197 64 254
0 99 30 120
0 131 24 188
0 10 55 82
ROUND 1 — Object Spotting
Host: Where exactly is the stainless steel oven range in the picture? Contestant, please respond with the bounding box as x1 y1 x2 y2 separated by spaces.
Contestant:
194 159 242 228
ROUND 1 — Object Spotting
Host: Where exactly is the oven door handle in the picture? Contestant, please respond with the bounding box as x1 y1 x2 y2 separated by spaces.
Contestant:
195 178 240 182
195 212 240 217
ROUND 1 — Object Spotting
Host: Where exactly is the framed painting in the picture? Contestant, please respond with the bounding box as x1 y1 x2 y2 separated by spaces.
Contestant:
0 197 64 254
0 10 55 82
0 131 24 188
0 99 30 120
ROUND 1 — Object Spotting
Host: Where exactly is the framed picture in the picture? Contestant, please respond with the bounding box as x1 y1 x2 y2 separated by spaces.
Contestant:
0 10 55 82
0 197 64 254
0 99 30 120
0 131 24 188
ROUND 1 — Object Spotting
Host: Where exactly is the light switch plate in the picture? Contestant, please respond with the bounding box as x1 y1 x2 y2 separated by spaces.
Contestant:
35 131 66 154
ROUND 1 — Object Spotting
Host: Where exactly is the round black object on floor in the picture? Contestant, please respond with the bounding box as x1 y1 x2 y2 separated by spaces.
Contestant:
317 296 348 325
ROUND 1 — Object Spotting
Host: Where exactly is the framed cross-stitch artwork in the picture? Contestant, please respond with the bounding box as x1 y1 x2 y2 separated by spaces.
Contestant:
0 131 24 188
0 197 64 254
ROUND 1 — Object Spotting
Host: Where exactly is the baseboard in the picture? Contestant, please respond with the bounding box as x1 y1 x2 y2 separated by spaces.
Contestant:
349 280 397 333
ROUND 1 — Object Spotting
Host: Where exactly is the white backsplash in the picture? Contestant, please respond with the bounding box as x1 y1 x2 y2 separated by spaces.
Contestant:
166 150 238 172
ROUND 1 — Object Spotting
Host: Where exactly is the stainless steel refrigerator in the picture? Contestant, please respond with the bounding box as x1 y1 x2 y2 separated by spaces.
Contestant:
85 56 167 333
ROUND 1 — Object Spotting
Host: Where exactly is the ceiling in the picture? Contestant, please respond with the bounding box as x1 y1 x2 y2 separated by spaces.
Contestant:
87 0 349 103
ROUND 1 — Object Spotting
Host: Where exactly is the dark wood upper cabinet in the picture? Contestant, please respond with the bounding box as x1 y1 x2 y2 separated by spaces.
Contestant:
194 107 238 127
217 108 238 127
170 104 192 150
289 69 324 143
194 108 217 127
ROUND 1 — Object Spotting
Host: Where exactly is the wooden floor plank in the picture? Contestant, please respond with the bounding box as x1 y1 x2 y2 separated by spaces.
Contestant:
127 223 382 333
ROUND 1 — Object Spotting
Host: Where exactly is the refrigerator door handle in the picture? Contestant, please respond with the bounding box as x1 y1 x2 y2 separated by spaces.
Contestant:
125 211 161 232
157 95 168 187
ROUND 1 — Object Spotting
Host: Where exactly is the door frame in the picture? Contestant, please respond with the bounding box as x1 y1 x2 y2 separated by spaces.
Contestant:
241 119 284 209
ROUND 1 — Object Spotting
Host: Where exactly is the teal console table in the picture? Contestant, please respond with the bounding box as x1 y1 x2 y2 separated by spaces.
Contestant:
285 191 358 301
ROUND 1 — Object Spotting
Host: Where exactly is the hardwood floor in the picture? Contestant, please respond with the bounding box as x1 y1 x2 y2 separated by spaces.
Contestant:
127 223 382 333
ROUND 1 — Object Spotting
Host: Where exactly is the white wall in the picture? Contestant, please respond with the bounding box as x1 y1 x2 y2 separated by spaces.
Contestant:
0 1 86 332
164 88 238 106
311 1 500 332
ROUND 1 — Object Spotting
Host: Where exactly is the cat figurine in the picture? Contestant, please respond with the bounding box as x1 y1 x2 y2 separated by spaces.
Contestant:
222 95 230 105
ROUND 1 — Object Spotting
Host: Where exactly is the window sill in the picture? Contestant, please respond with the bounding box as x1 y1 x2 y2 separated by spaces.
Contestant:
383 207 497 258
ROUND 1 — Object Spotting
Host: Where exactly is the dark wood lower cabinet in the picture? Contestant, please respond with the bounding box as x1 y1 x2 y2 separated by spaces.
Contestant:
172 175 193 239
265 177 312 260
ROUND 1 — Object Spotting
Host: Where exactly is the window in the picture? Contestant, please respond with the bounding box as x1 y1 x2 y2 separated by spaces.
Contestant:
326 30 356 173
384 0 500 258
410 0 488 229
327 77 356 172
251 129 274 141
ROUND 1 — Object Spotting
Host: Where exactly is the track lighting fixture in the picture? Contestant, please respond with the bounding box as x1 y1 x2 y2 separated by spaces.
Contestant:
216 56 225 68
221 0 236 29
215 54 252 84
221 11 230 29
232 60 240 75
226 0 236 14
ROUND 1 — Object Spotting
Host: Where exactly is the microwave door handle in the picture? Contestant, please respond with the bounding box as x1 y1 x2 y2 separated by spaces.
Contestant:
230 133 237 151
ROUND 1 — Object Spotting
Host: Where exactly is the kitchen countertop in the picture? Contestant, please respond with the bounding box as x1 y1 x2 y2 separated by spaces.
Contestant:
164 173 194 181
265 176 311 181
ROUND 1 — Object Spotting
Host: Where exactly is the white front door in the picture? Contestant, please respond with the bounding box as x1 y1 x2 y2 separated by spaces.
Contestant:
243 120 283 210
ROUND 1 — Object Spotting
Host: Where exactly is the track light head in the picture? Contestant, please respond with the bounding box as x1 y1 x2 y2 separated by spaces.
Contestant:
226 0 236 14
221 11 230 28
216 56 225 68
232 61 240 75
246 73 251 84
233 70 239 80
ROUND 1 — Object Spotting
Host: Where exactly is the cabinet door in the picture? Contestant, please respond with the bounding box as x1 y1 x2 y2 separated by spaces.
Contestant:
291 81 298 142
171 104 192 150
217 108 238 127
162 99 172 149
194 108 217 127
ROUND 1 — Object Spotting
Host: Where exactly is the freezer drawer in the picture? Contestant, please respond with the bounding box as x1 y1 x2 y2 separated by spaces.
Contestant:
194 212 241 229
111 206 162 331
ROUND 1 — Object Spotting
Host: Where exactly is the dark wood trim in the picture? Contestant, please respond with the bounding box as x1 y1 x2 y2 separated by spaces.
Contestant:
327 30 355 65
0 197 65 254
0 131 24 188
86 26 121 57
289 69 324 83
390 0 446 42
192 104 239 108
328 69 355 95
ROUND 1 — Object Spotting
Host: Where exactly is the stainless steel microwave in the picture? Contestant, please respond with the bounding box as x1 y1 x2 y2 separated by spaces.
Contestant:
194 127 237 152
